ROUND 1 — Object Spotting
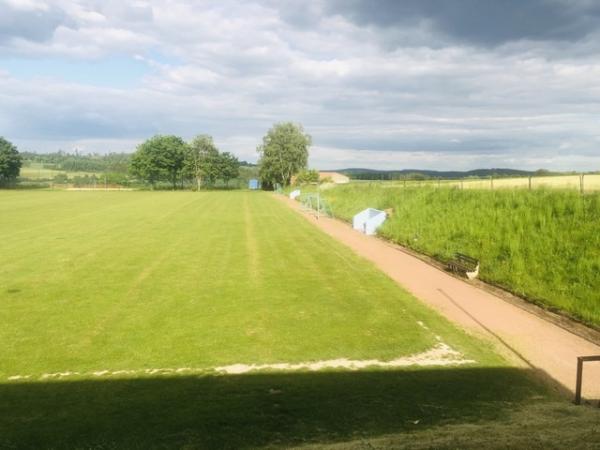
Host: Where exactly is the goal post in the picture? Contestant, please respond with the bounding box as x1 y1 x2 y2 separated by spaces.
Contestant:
574 355 600 405
300 193 333 219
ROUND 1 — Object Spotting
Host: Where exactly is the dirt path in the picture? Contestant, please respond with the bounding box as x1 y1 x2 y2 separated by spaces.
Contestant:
279 195 600 400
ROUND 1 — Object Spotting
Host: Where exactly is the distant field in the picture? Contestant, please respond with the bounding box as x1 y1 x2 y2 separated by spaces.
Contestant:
318 185 600 326
455 174 600 191
19 163 96 180
1 191 598 448
369 173 600 192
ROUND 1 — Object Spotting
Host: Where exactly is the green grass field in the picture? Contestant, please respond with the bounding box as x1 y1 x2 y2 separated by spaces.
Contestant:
1 191 599 448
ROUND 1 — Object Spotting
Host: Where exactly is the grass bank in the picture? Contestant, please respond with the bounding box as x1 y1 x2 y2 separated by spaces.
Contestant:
319 184 600 326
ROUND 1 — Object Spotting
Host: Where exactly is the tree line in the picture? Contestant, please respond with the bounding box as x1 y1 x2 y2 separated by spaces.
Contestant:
1 121 313 190
21 151 131 173
132 123 312 189
130 135 240 189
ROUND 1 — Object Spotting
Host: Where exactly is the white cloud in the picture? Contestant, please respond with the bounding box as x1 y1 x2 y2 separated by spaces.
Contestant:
0 0 599 171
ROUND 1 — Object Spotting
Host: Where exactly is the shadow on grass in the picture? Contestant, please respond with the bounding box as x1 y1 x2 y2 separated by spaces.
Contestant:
0 367 552 449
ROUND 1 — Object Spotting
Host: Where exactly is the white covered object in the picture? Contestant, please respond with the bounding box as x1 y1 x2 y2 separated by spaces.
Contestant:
289 189 301 199
353 208 387 235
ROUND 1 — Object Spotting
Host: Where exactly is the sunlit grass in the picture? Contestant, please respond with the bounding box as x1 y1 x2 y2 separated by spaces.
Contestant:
0 190 502 379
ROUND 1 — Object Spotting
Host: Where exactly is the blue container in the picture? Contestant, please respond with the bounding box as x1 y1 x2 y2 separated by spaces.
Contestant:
248 179 260 190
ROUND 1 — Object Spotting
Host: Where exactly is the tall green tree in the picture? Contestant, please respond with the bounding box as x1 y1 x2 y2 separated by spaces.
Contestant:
184 135 220 189
218 152 240 187
0 137 22 187
130 135 186 189
257 122 311 188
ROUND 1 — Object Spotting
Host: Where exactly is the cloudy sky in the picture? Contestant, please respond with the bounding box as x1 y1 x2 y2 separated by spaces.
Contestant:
1 0 599 170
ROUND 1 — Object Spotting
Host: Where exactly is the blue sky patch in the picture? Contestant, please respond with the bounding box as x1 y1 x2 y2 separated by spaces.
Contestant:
0 55 150 88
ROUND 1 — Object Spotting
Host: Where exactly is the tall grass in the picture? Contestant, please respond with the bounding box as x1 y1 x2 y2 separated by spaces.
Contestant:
322 184 600 326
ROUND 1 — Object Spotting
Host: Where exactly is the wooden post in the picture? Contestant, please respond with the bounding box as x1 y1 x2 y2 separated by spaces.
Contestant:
575 357 584 405
573 355 600 405
580 174 585 195
528 176 532 191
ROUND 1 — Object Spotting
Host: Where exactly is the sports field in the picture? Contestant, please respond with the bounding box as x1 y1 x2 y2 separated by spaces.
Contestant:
1 191 598 448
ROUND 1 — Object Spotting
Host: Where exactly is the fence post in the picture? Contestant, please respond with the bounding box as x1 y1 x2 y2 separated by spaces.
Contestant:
316 191 320 220
575 357 584 404
528 176 532 191
580 174 585 195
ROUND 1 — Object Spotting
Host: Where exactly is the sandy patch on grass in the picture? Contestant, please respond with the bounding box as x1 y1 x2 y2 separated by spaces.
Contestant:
214 343 475 375
6 375 32 381
6 367 204 381
5 343 475 381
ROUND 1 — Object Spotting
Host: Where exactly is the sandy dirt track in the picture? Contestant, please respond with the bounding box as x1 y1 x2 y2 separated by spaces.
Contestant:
279 195 600 400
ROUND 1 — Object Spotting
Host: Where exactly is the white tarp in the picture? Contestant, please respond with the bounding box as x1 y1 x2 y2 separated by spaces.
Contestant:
353 208 387 235
289 189 301 200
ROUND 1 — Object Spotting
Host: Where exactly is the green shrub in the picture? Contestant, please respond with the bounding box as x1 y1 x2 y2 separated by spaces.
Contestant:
295 169 320 185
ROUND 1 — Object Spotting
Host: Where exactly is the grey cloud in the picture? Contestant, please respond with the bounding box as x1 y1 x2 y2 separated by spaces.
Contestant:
268 0 325 29
0 3 71 43
326 0 600 47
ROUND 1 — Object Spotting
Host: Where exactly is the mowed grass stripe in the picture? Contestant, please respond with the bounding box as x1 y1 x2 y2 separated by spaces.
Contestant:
2 190 499 379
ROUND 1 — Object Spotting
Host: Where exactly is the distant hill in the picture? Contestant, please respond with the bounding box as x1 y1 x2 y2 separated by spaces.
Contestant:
336 168 543 181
